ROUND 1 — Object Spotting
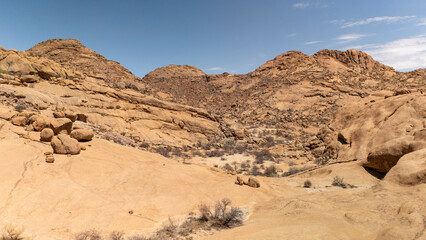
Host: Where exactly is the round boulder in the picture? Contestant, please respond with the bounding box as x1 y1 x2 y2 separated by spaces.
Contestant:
40 128 54 142
247 177 260 188
70 129 94 141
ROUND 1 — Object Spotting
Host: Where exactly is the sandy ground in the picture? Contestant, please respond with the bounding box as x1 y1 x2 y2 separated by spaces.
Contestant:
0 120 425 240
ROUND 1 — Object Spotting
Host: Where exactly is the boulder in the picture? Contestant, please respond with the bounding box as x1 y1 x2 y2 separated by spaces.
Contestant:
76 113 88 122
11 116 28 126
40 128 54 142
53 111 65 118
45 154 55 163
247 177 260 188
29 115 51 131
64 111 77 122
20 75 39 83
50 118 72 134
363 136 426 173
70 129 94 141
51 134 80 155
385 148 426 185
235 176 245 185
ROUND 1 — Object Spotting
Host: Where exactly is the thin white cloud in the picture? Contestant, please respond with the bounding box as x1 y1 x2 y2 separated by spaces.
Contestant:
350 35 426 71
417 18 426 26
340 16 416 28
206 67 224 71
288 33 298 37
305 41 320 45
335 34 369 43
293 3 310 8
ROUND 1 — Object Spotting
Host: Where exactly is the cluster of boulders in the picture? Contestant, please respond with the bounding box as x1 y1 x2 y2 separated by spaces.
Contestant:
0 109 93 159
235 176 260 188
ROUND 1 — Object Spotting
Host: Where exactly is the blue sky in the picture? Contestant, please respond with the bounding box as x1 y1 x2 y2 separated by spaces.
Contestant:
1 0 425 77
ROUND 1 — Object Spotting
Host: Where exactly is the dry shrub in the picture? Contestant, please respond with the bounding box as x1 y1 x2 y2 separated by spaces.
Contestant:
74 229 102 240
250 165 262 176
222 163 234 172
109 231 124 240
282 166 311 177
332 176 356 189
155 147 170 158
200 198 244 229
303 179 312 188
264 165 277 177
253 149 274 164
0 225 26 240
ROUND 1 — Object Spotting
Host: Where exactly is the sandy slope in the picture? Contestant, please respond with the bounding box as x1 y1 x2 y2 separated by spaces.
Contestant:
207 179 425 240
0 121 272 239
0 119 425 240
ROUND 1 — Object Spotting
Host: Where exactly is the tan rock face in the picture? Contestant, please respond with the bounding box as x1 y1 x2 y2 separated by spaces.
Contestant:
70 129 94 141
51 134 80 155
326 94 426 163
363 136 426 173
50 118 72 134
40 128 54 142
385 148 426 185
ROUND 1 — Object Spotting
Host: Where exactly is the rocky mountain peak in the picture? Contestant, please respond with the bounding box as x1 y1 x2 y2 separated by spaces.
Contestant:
314 49 395 74
27 39 139 85
143 64 206 82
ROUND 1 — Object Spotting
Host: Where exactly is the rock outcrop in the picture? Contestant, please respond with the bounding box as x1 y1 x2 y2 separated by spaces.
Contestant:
385 148 426 185
363 136 426 173
27 39 140 86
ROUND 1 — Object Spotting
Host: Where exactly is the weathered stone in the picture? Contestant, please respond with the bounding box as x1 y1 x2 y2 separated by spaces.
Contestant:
64 111 77 122
70 129 94 141
247 177 260 188
11 116 28 126
363 136 426 173
20 75 39 83
235 176 245 185
45 155 55 163
53 111 65 118
385 148 426 185
40 128 54 142
29 115 51 131
76 113 88 122
50 118 72 134
51 134 80 155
